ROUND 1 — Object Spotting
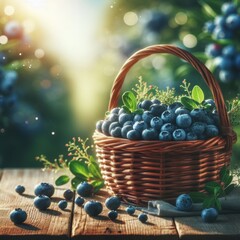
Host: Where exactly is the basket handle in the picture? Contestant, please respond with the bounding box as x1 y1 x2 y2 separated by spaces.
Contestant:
108 44 235 149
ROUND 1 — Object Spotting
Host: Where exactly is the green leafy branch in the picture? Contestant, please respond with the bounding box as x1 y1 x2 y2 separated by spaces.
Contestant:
189 166 236 211
36 137 104 193
227 97 240 127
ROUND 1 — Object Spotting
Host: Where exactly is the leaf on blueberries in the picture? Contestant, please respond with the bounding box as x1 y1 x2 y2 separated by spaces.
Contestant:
69 160 89 178
192 85 204 104
55 175 70 186
122 91 137 112
189 191 207 203
181 96 199 110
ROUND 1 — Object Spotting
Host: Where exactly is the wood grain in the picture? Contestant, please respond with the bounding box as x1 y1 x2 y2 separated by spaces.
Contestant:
175 214 240 240
71 189 178 240
0 169 73 240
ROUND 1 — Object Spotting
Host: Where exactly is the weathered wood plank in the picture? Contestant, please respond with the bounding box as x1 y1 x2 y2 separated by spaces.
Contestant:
175 214 240 240
0 169 73 240
71 189 178 240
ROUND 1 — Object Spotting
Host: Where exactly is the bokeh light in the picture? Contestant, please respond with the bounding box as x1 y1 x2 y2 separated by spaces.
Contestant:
183 34 197 48
123 12 138 26
0 35 8 44
4 5 15 16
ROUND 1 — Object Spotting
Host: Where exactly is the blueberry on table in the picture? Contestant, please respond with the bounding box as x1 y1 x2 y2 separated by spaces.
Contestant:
176 194 193 211
84 200 103 217
138 213 148 223
105 196 121 210
63 189 74 200
34 182 55 197
201 208 218 223
126 206 136 215
15 185 25 195
34 195 51 210
75 197 85 207
10 208 27 224
76 181 93 197
108 210 118 220
58 200 68 210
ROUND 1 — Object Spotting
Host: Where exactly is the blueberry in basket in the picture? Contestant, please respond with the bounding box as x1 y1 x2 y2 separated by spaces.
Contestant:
95 80 221 142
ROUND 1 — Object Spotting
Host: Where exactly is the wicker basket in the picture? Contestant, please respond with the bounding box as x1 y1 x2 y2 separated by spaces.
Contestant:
93 44 237 206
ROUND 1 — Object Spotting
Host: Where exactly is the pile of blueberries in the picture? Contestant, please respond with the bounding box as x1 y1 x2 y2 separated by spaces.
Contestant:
10 181 148 224
96 99 220 141
204 2 240 83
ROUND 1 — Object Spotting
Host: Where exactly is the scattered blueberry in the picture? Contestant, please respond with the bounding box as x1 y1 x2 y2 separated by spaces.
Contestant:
63 189 74 201
138 213 148 223
176 194 193 211
34 195 51 210
75 197 85 207
105 196 121 210
201 208 218 223
76 182 93 197
10 208 27 224
58 200 68 210
126 206 136 215
108 210 118 220
34 182 55 198
84 200 103 217
15 185 25 195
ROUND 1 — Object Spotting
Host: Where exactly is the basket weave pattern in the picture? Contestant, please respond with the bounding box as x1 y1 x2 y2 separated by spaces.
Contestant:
93 45 237 205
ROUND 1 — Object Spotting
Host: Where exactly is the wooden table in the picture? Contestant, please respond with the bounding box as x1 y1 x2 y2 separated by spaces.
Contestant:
0 169 239 240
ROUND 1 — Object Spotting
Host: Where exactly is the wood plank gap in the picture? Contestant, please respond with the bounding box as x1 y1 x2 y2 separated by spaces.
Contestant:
68 190 76 239
172 217 180 240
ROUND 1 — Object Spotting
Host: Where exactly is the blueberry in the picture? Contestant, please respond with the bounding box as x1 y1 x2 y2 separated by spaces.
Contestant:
203 99 216 110
84 200 103 217
141 99 153 110
138 213 148 223
159 131 172 141
108 210 118 220
150 116 163 131
105 196 121 210
119 113 134 126
34 195 51 210
34 182 55 198
118 108 127 115
191 122 206 135
212 110 220 126
235 54 240 68
107 113 119 122
15 185 25 195
150 104 166 116
161 123 175 133
201 208 218 223
203 21 215 33
121 125 133 138
96 120 104 132
63 189 74 200
76 182 93 197
217 56 234 70
205 125 219 138
146 11 168 32
58 200 68 210
190 108 206 122
133 121 147 133
110 107 120 114
222 45 236 58
110 126 122 138
214 15 226 27
168 102 183 112
126 206 135 215
226 14 240 30
109 122 121 133
161 110 175 123
127 129 141 140
123 121 134 127
213 26 233 39
142 128 158 140
222 2 237 16
219 70 235 83
176 114 192 128
134 114 142 122
172 129 186 141
10 208 27 224
205 44 222 57
101 120 112 136
152 99 161 104
142 111 154 124
175 107 190 115
176 194 192 211
186 132 198 141
75 197 85 206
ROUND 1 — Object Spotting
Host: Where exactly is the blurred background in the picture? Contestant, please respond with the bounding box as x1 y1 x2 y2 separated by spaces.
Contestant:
0 0 239 168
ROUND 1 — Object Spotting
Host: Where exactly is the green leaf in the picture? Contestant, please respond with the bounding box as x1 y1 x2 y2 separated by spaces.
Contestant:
133 109 144 115
121 105 131 113
224 184 235 195
204 181 222 195
88 162 102 179
220 166 233 187
192 85 205 104
189 192 208 203
55 175 70 186
181 96 200 110
200 0 217 18
91 180 105 193
122 91 137 112
71 176 84 190
215 198 222 211
69 160 89 178
203 196 216 209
